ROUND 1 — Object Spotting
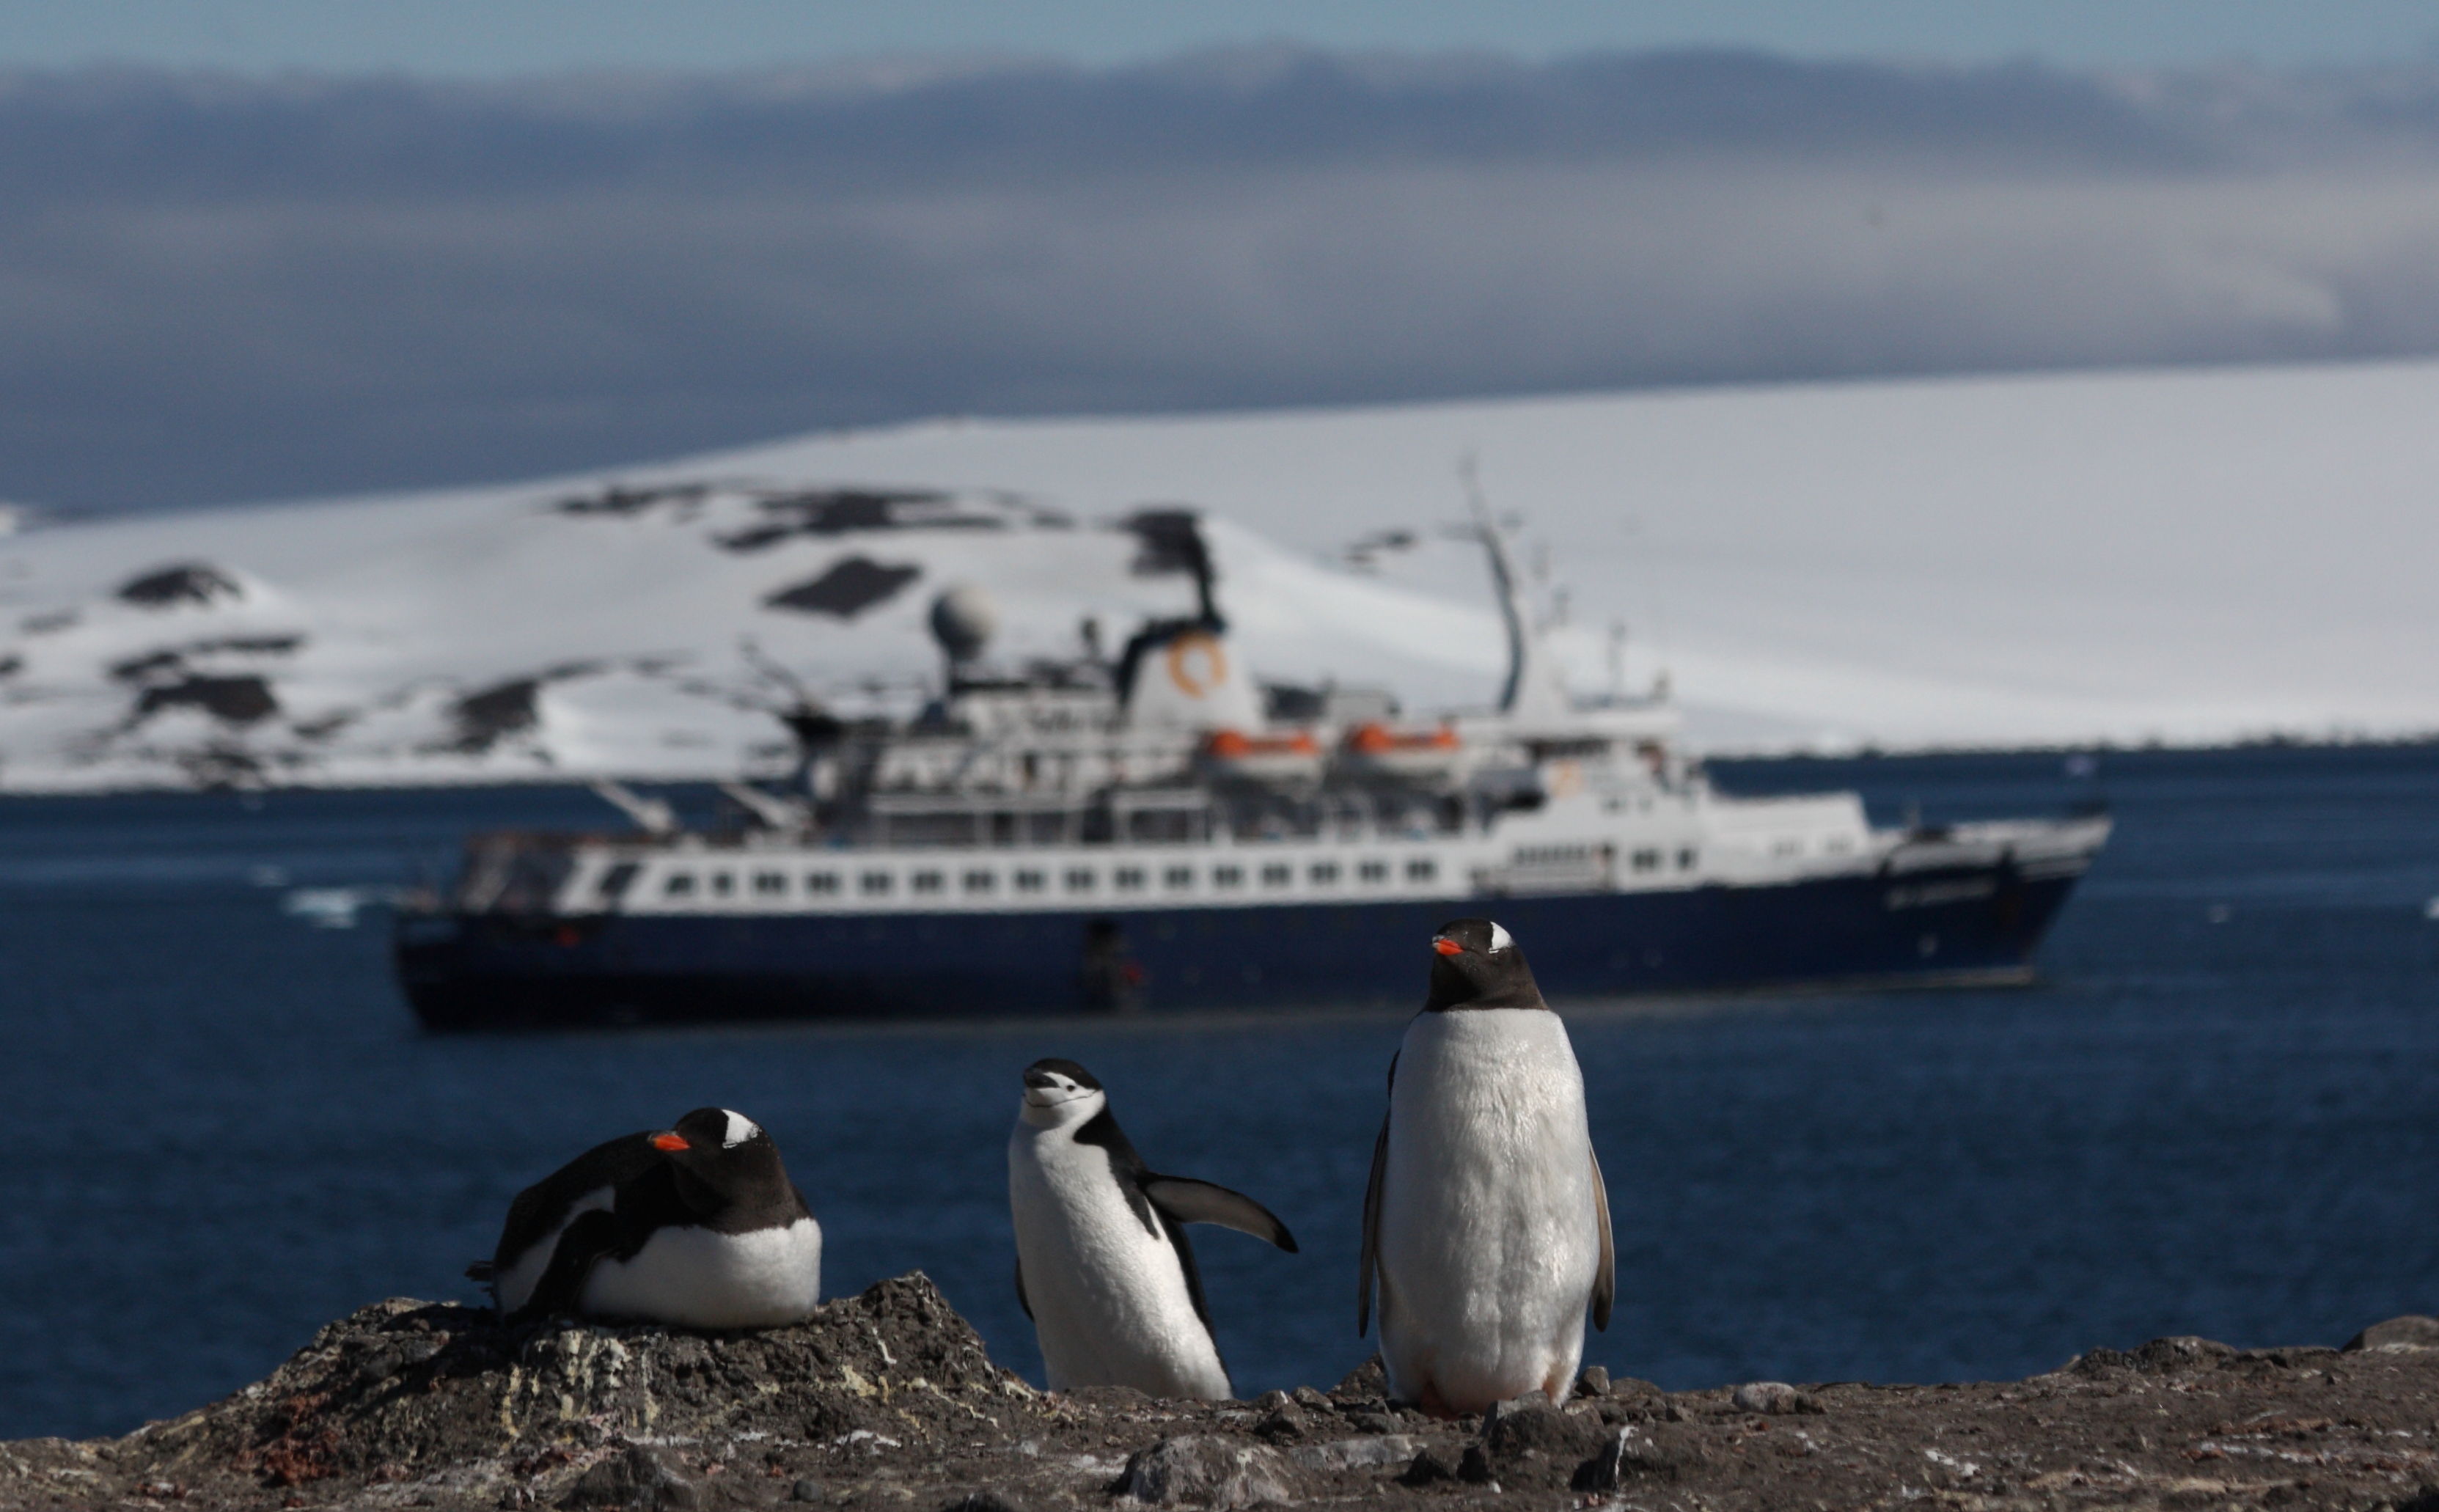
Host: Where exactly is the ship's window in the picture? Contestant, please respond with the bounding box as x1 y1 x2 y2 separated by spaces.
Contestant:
710 872 735 897
1015 870 1046 892
963 870 996 893
663 871 696 898
1065 868 1096 892
1405 858 1437 882
807 871 839 894
1212 865 1244 888
1676 848 1698 870
912 870 945 894
1114 867 1145 891
1632 849 1660 873
598 862 640 901
1359 860 1389 884
1163 866 1194 889
1772 838 1801 856
1826 837 1852 854
1261 864 1292 887
1309 861 1340 885
753 871 787 895
860 871 893 895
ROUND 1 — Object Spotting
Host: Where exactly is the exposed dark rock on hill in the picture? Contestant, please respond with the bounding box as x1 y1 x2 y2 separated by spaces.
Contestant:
133 674 279 726
4 1282 2436 1510
762 557 923 619
117 564 244 609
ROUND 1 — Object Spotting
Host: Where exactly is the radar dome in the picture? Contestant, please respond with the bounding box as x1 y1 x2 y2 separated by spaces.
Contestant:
928 583 997 662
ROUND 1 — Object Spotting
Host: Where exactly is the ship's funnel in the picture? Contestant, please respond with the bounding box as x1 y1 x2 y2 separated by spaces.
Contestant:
1118 621 1265 731
928 583 997 664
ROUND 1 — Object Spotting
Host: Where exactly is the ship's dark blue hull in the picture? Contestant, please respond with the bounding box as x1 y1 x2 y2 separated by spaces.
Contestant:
395 859 2083 1030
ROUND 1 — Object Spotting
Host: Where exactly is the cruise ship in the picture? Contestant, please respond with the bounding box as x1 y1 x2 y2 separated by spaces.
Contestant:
393 510 2109 1029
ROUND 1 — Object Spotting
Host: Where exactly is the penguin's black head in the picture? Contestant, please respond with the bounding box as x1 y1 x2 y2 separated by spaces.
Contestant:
652 1107 790 1208
1423 917 1547 1011
1019 1058 1107 1126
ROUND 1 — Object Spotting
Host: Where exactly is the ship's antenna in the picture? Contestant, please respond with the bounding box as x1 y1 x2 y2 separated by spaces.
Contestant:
738 635 818 712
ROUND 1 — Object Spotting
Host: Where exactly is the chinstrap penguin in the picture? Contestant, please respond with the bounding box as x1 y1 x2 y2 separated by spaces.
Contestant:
1008 1058 1298 1399
1358 919 1615 1415
472 1107 822 1328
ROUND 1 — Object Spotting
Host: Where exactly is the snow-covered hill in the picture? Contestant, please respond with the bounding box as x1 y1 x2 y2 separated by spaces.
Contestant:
3 359 2434 790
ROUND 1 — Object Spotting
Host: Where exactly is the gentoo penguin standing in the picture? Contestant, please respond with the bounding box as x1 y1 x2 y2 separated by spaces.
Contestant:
1359 920 1615 1415
1008 1058 1298 1398
472 1107 822 1328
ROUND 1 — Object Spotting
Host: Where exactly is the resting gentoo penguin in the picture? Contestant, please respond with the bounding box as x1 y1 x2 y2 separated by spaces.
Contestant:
1358 919 1615 1415
470 1107 822 1328
1008 1057 1298 1398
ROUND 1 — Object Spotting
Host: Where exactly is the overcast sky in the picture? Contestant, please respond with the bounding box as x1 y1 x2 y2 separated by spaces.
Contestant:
8 37 2439 511
6 1 2439 73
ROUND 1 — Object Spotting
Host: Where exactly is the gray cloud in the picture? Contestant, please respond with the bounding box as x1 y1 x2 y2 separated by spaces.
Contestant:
7 47 2439 510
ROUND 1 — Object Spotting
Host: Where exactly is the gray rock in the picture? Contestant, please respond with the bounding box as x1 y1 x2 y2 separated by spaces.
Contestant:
1398 1448 1458 1486
1113 1436 1297 1508
1731 1381 1821 1414
1574 1366 1610 1398
2344 1315 2439 1352
2132 1335 2237 1370
1328 1355 1387 1401
559 1446 698 1510
1288 1435 1424 1471
1481 1399 1605 1464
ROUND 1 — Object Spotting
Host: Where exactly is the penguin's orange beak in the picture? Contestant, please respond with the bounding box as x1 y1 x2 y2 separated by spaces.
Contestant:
1432 937 1464 956
651 1132 690 1151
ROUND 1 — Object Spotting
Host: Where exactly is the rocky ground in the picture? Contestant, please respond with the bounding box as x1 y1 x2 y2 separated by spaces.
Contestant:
6 1276 2438 1511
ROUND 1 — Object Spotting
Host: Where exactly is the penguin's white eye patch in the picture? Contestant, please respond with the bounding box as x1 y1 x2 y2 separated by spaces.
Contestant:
1489 922 1513 953
721 1110 760 1148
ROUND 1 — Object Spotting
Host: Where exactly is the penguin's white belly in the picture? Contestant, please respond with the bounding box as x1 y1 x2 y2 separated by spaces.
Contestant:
580 1218 823 1329
494 1185 615 1315
1010 1133 1230 1399
1379 1009 1599 1412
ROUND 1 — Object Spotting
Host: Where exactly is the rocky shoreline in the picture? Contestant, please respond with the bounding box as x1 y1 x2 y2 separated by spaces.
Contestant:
5 1277 2437 1511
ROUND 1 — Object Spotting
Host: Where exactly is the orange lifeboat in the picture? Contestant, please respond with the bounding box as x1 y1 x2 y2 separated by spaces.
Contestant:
1199 727 1325 783
1338 721 1464 780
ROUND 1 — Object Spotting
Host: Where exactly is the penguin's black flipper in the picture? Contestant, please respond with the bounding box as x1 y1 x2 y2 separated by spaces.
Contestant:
1588 1145 1615 1332
489 1131 661 1280
512 1208 623 1324
1141 1177 1299 1252
1358 1057 1395 1336
1014 1257 1033 1320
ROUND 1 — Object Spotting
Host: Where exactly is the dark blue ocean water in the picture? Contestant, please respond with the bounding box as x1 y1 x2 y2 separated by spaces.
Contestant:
4 745 2438 1441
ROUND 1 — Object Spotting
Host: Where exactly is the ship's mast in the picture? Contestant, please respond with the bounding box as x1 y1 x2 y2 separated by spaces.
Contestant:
1460 456 1568 722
